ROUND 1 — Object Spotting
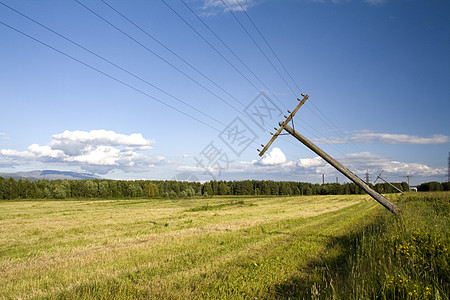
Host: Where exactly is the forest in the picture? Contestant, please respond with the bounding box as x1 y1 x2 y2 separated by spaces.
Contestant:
1 176 446 200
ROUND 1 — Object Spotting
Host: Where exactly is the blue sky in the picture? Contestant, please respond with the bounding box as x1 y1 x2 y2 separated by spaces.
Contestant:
0 0 449 185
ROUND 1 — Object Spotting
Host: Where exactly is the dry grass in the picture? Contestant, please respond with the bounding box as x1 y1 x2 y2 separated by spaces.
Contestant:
0 195 381 299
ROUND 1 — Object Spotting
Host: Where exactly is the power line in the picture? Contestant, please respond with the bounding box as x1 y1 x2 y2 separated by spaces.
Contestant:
176 0 366 161
0 1 228 131
158 0 262 98
235 0 303 95
215 0 369 164
292 119 360 159
77 0 313 158
7 1 368 166
305 101 370 158
99 0 249 110
179 0 288 111
229 0 371 164
0 14 283 157
169 1 336 154
0 20 221 133
73 0 255 122
1 5 355 178
3 1 311 162
76 0 311 154
220 0 297 99
87 0 313 157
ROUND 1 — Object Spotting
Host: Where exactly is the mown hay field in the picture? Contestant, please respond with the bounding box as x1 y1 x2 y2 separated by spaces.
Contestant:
0 193 447 299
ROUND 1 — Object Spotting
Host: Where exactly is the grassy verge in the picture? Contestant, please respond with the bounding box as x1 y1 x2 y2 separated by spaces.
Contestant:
287 192 449 299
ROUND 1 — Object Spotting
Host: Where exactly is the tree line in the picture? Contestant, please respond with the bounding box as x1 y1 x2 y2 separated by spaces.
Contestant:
417 181 450 192
0 176 439 200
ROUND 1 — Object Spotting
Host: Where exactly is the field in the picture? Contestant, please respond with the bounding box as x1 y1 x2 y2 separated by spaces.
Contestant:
0 193 448 299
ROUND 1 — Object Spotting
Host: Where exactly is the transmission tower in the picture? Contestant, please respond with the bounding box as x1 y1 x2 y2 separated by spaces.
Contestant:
365 170 370 184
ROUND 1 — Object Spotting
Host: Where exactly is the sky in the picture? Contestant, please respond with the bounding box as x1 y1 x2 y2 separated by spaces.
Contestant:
0 0 449 185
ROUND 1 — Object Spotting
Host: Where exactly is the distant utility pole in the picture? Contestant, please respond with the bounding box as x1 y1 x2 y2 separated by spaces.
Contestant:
322 174 325 184
404 175 412 192
374 170 405 195
258 94 400 215
336 177 339 184
448 152 450 183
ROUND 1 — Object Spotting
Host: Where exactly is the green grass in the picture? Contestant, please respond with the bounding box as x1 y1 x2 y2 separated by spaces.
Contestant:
0 193 447 299
291 192 449 299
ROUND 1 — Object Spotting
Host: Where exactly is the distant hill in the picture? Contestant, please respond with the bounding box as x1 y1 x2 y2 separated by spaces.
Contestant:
0 170 102 181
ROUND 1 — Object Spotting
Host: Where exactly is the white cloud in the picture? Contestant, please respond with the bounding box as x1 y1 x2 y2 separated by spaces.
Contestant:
201 0 257 15
297 156 324 168
326 152 445 178
50 129 152 156
28 144 65 159
64 145 120 165
258 147 287 165
0 149 32 158
313 131 449 145
0 130 164 174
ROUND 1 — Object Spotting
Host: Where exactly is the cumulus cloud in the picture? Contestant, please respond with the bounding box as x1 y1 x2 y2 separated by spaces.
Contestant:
49 130 153 156
313 131 449 145
297 156 324 168
0 130 164 174
258 147 287 165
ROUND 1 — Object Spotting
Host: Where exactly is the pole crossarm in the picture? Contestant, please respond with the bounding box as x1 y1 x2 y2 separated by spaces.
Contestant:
373 170 384 184
258 94 309 157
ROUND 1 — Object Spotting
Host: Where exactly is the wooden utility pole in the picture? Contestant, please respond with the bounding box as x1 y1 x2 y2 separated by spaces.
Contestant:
258 95 400 215
374 170 405 195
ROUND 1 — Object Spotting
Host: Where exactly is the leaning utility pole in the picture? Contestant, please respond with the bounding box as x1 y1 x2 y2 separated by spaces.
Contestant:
258 94 400 215
374 170 405 195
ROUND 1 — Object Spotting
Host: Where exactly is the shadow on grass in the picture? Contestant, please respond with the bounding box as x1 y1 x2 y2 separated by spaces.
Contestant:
269 215 388 299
